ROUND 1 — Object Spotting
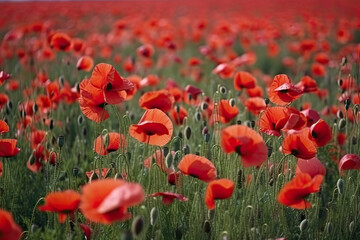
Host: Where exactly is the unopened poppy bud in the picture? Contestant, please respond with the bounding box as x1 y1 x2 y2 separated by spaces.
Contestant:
82 127 87 136
203 220 211 233
77 115 84 126
165 153 173 169
58 171 67 181
221 231 228 240
229 98 236 107
150 207 158 226
6 100 12 111
29 153 36 165
204 133 210 142
57 135 65 148
349 221 355 233
237 120 242 125
184 126 192 140
121 231 133 240
202 127 208 135
183 145 190 155
20 110 26 118
195 111 202 122
201 102 208 110
73 167 80 176
58 75 65 87
49 119 54 130
264 98 270 105
250 120 255 128
345 99 351 110
352 136 357 145
175 105 180 113
220 86 227 94
337 79 343 87
325 222 333 234
353 104 359 115
267 146 273 157
208 209 215 220
131 216 145 237
337 110 344 119
31 224 39 233
341 57 347 66
268 178 274 186
300 219 308 232
338 119 346 130
173 151 181 165
337 178 345 195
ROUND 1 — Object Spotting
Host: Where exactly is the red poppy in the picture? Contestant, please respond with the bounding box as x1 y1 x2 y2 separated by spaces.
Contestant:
245 97 266 116
50 33 72 51
5 79 19 91
0 209 22 240
139 75 160 88
295 76 318 93
277 173 323 209
218 99 239 123
0 120 9 134
301 109 320 127
205 178 234 210
0 93 9 110
86 168 111 181
129 109 173 146
137 44 154 58
89 63 134 105
337 132 346 146
309 119 332 147
0 71 10 85
282 129 317 159
311 63 326 77
77 56 94 72
46 81 61 103
233 71 257 91
268 74 302 106
38 190 81 223
183 85 203 106
246 86 264 98
80 179 144 224
143 149 173 174
0 139 20 157
259 107 289 137
169 106 188 125
148 192 188 205
93 133 126 156
296 157 326 178
221 125 268 167
79 223 92 240
212 63 234 79
30 130 47 149
338 154 360 174
177 154 217 182
139 89 175 112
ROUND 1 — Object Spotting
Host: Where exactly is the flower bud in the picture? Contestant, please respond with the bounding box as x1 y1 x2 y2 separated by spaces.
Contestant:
337 178 345 195
57 135 65 148
300 219 308 232
131 216 145 237
150 207 158 226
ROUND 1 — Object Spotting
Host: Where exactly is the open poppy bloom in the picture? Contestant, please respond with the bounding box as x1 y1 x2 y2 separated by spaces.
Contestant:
93 132 126 156
309 119 332 147
205 178 234 210
139 89 175 112
221 125 268 167
295 76 318 93
282 129 317 159
89 63 134 105
212 62 235 79
38 190 81 223
0 139 20 157
218 99 239 123
50 32 72 51
177 154 217 182
0 209 22 240
148 192 188 205
260 107 290 136
296 157 326 178
277 173 323 209
301 108 320 127
245 97 266 116
268 74 302 106
233 71 257 91
129 109 173 146
0 120 9 134
76 56 94 72
0 71 11 85
80 179 144 224
169 106 188 125
338 154 360 174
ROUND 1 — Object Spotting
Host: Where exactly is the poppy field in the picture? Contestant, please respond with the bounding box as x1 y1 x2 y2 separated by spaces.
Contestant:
1 0 360 239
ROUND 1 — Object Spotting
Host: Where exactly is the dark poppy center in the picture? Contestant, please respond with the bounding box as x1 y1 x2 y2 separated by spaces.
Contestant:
97 102 107 109
279 89 288 93
235 145 242 155
311 131 318 138
106 83 113 91
145 131 156 136
291 149 299 156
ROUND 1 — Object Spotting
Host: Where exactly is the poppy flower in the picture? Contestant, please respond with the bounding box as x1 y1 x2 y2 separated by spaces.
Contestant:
221 125 268 167
314 52 329 65
301 108 320 127
296 157 326 178
50 33 72 51
79 79 109 123
30 130 47 149
282 108 307 131
143 149 173 174
337 132 346 146
277 173 323 209
205 178 234 210
79 223 92 240
129 109 173 146
5 79 20 91
0 209 22 240
139 90 175 112
338 154 360 174
268 74 302 106
89 63 134 105
148 192 188 205
311 63 326 77
0 93 9 109
86 168 111 181
169 106 188 125
46 81 61 103
309 119 332 147
282 129 317 159
218 99 239 123
177 154 217 182
212 63 234 79
0 71 10 85
93 133 126 156
77 56 94 72
183 85 202 106
246 86 264 98
0 120 9 134
295 76 318 93
0 139 20 157
139 75 160 88
233 71 257 91
80 179 144 224
38 190 81 223
137 44 154 58
245 97 266 116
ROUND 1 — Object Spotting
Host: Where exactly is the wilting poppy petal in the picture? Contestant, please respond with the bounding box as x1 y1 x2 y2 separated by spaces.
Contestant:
277 173 323 209
38 190 81 223
338 154 360 174
221 125 267 167
129 109 173 146
296 157 326 178
148 192 188 205
177 154 217 182
0 139 20 157
0 209 22 240
205 178 234 210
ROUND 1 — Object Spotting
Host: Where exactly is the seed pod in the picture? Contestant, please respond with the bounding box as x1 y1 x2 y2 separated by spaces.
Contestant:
82 127 87 136
337 79 343 87
300 219 308 232
59 75 65 87
338 118 346 130
183 145 190 155
203 220 211 233
49 119 54 130
184 126 191 140
175 105 180 113
236 120 242 125
337 178 345 195
131 216 145 237
57 135 65 148
150 207 158 226
229 98 236 107
6 100 12 111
